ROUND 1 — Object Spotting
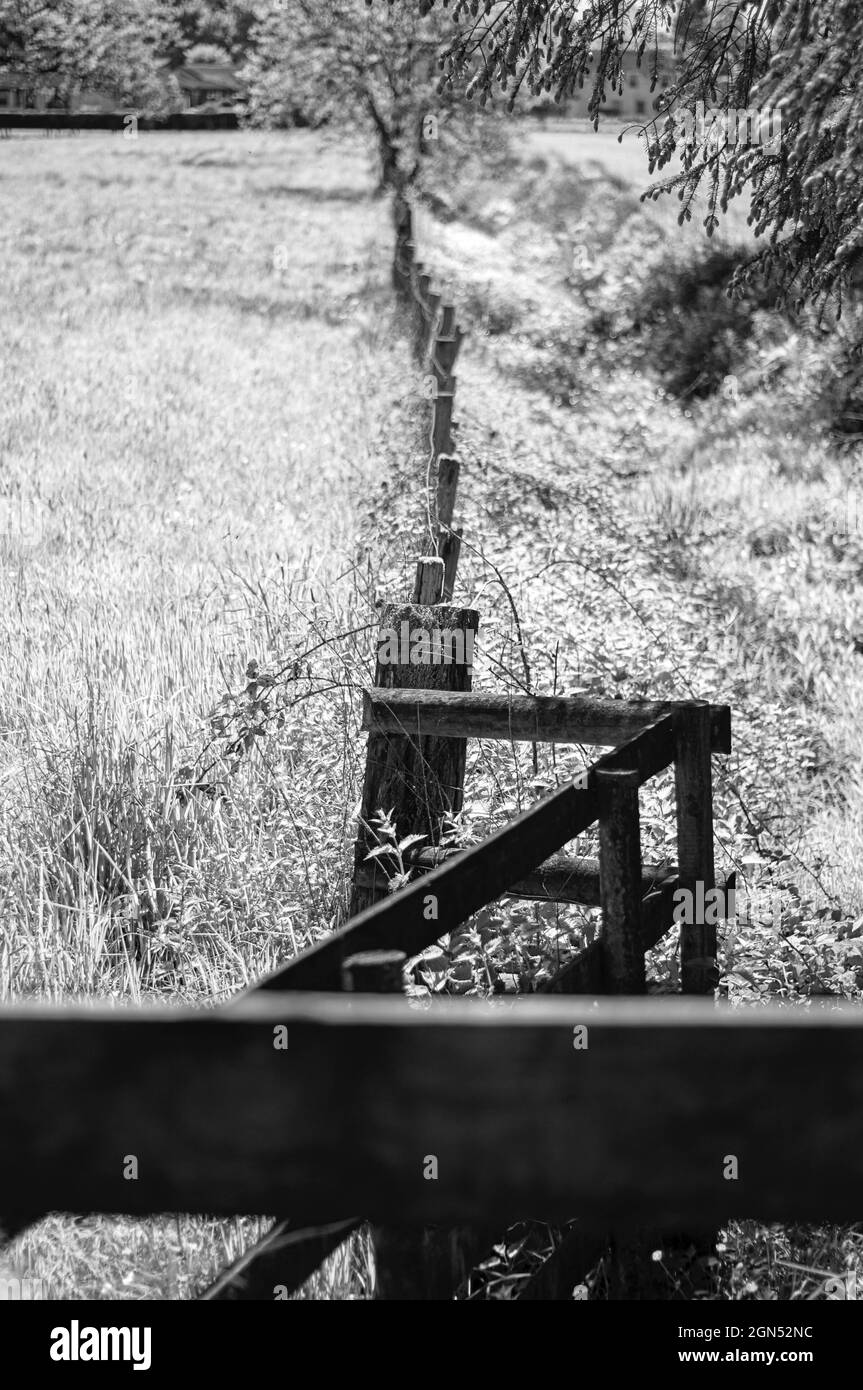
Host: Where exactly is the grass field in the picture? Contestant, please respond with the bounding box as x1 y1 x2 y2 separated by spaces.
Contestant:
2 122 863 1300
0 127 407 1298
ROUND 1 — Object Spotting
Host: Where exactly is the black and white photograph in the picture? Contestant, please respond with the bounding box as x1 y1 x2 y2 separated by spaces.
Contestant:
0 0 861 1350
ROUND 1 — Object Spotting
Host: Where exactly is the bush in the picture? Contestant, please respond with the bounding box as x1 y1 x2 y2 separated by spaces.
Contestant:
625 246 783 398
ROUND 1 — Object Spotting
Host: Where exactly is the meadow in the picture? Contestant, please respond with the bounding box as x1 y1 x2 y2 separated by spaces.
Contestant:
3 121 862 1299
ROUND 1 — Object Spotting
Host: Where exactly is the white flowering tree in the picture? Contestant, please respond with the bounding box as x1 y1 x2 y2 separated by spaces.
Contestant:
243 0 476 198
0 0 179 113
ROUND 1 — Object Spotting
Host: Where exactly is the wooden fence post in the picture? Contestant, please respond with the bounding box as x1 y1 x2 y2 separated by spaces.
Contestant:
431 382 455 459
597 768 645 994
422 290 441 362
341 949 406 995
440 529 462 601
392 196 413 298
413 271 432 361
671 701 720 1297
343 949 475 1301
342 950 413 1298
349 591 479 917
597 768 666 1297
431 302 462 597
412 556 445 605
675 703 718 995
436 453 460 538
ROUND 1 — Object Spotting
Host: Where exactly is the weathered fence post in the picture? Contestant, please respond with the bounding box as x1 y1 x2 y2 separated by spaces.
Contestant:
431 379 455 459
597 768 646 994
342 949 473 1300
435 454 460 537
430 305 462 597
422 290 441 362
412 556 445 605
411 270 433 361
349 581 479 917
671 701 720 1295
675 702 718 995
392 195 413 297
341 949 406 995
435 452 462 601
597 768 666 1297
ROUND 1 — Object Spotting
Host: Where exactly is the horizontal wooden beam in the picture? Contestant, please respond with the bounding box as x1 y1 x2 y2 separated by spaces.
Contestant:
363 691 732 754
397 851 677 908
1 997 861 1226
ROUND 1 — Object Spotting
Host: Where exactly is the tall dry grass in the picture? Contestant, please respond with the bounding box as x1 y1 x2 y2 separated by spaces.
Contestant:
1 127 413 1297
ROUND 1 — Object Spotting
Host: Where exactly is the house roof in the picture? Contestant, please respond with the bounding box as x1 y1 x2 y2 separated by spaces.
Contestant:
174 63 244 93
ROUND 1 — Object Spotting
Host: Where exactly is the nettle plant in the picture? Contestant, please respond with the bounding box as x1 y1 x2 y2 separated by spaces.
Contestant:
363 808 597 996
363 808 429 893
363 807 466 891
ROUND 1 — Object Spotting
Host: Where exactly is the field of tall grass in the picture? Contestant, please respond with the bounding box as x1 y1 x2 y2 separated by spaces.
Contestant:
3 120 862 1300
0 127 414 1297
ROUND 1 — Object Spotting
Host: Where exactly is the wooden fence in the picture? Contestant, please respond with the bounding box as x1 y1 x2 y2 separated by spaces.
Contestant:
0 111 241 134
1 197 860 1303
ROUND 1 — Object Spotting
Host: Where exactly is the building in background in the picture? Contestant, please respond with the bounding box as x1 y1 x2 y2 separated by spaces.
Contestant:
173 62 246 113
531 41 678 122
0 62 247 117
0 72 60 111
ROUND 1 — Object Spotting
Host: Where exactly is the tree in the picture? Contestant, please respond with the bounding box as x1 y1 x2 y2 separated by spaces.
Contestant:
420 0 863 314
161 2 259 67
0 0 183 113
184 43 234 64
243 0 476 202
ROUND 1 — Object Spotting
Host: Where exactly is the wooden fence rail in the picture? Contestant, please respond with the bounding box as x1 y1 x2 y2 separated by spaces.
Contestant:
2 998 862 1228
363 689 731 751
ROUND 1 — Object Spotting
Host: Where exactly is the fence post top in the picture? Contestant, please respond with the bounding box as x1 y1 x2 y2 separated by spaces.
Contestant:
595 767 641 789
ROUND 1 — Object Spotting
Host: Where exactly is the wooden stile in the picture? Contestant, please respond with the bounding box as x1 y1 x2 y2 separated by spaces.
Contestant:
260 779 597 994
252 718 676 995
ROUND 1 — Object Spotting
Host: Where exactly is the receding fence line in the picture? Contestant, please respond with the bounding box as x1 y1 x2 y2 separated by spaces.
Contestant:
391 194 465 602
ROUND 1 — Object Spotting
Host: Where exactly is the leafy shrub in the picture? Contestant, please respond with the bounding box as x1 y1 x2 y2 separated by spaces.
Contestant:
619 245 783 399
821 330 863 439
